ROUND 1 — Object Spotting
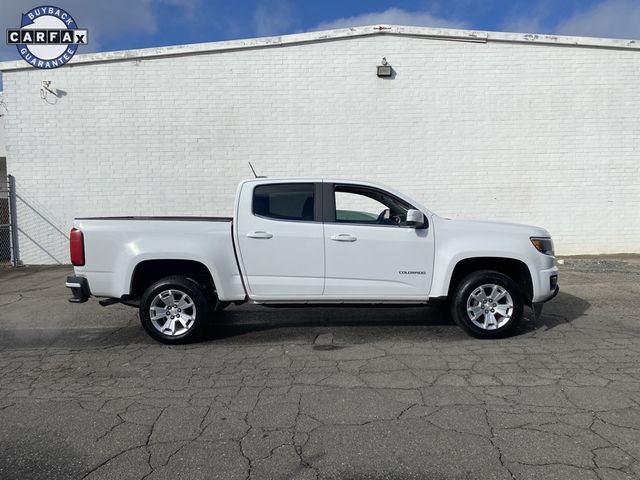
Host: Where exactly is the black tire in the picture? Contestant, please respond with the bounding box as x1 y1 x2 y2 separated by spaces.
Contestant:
139 276 209 344
450 270 523 338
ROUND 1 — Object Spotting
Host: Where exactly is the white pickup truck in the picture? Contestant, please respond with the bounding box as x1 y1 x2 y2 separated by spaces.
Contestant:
66 178 558 343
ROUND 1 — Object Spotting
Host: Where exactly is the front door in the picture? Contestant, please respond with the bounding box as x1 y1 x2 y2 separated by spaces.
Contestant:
236 181 325 299
323 183 434 300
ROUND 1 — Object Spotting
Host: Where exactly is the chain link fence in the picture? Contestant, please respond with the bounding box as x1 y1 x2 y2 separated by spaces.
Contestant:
12 176 69 265
0 175 17 266
0 174 70 267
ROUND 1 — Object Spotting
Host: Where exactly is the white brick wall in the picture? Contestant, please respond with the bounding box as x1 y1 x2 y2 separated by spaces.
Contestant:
0 92 5 158
1 29 639 263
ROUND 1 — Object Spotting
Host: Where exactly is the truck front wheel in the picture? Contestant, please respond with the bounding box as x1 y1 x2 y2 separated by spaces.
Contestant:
139 276 209 344
451 270 523 338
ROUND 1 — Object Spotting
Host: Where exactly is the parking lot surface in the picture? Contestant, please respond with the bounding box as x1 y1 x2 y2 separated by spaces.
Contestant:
1 258 639 480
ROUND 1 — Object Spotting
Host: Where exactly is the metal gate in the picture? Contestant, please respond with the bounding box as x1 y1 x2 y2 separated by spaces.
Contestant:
0 175 20 267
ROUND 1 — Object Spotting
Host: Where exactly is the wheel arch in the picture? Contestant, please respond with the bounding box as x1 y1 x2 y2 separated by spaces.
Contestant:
129 259 216 299
447 257 534 304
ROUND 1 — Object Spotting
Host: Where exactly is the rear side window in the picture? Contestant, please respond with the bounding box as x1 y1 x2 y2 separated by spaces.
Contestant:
253 183 315 221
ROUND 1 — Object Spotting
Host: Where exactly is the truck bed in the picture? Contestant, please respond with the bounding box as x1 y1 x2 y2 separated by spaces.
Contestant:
72 216 245 301
75 216 233 222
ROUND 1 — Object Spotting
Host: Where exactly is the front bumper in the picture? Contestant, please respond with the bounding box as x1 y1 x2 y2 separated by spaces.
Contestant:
532 284 559 320
540 284 559 303
66 276 90 303
533 264 559 303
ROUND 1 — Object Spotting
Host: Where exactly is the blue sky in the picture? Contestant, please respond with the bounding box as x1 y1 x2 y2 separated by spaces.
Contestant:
1 0 640 62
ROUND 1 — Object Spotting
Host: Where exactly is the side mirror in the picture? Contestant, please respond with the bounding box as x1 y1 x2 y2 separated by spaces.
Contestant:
406 209 427 228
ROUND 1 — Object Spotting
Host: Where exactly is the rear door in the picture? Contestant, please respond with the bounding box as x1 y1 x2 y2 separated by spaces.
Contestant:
322 182 434 300
235 181 325 299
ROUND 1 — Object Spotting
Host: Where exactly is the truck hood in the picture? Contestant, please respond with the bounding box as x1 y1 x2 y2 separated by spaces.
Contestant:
433 216 551 238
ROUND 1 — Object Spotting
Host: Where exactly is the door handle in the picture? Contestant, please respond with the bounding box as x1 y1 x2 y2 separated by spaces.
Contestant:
247 231 273 239
331 234 357 242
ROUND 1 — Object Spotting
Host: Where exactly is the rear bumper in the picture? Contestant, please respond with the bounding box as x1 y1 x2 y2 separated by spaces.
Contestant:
66 276 91 303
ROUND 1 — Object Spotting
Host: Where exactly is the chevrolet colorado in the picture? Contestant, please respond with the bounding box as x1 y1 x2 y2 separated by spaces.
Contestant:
66 178 558 343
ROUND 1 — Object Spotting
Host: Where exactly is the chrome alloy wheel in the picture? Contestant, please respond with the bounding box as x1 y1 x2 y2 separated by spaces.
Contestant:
149 289 197 336
466 284 514 330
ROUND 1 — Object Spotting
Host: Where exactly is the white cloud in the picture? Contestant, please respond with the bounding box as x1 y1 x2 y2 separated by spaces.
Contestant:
498 0 555 35
311 7 467 32
500 14 545 35
556 0 640 40
253 1 295 37
154 0 203 20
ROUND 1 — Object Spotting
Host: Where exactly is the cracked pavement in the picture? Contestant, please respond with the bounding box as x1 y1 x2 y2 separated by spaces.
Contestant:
0 258 639 480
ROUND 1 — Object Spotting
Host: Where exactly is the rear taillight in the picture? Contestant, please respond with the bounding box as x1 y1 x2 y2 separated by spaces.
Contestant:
70 228 85 266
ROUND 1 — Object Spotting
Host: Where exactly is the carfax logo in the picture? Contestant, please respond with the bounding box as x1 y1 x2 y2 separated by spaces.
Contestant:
6 5 88 69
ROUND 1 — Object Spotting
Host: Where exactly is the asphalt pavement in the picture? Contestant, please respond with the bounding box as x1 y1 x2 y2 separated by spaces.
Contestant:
0 258 639 480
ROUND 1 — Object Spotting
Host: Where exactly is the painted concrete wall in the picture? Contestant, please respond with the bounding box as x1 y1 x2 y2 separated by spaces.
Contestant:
1 32 639 263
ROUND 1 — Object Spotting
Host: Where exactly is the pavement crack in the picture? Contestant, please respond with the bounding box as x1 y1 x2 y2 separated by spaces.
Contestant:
79 445 148 480
145 407 167 447
94 415 125 443
484 408 516 479
239 427 254 480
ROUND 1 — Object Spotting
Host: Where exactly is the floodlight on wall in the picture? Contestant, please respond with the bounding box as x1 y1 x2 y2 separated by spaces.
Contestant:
40 80 67 105
41 81 58 98
377 57 392 77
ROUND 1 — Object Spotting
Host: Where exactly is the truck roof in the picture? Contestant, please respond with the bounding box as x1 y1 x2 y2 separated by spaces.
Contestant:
241 177 388 186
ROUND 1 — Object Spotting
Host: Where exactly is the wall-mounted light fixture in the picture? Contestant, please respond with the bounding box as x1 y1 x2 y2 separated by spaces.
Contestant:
40 80 67 104
41 80 59 98
377 57 392 77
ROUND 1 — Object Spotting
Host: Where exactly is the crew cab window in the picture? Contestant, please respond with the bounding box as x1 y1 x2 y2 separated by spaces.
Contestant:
253 183 315 221
334 185 411 226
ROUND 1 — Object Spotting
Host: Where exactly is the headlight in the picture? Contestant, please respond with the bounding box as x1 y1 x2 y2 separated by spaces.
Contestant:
530 237 554 256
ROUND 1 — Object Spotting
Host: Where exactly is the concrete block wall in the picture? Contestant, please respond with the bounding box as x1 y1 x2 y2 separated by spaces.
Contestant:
1 32 639 263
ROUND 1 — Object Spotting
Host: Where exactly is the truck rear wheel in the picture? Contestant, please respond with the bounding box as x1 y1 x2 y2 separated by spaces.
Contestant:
139 276 209 344
450 270 523 338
